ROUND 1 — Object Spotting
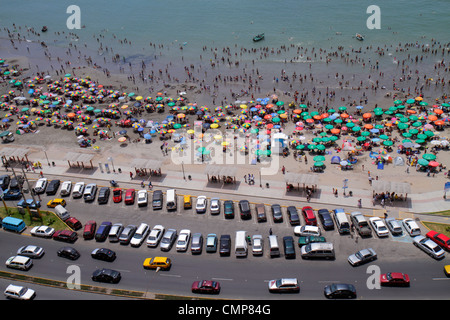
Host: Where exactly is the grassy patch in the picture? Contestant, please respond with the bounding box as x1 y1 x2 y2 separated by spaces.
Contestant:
0 207 68 230
422 221 450 237
422 210 450 217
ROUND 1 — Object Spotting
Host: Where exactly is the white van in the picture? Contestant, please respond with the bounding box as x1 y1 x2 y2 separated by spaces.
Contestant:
166 189 177 211
333 209 351 234
5 256 33 271
300 242 335 260
54 205 70 221
130 223 150 247
235 231 248 257
268 235 280 258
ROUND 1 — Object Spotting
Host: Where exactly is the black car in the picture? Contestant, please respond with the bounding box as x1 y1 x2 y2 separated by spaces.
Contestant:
152 190 163 210
324 283 357 299
57 247 80 260
97 187 110 204
318 209 334 230
0 175 10 190
119 225 137 245
287 206 300 225
91 248 116 262
92 268 121 284
271 204 283 223
223 200 235 219
239 200 251 220
283 236 296 259
9 175 23 190
219 234 231 256
46 179 60 196
95 221 112 242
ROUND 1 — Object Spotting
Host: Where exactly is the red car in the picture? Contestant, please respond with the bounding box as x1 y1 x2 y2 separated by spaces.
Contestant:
426 231 450 251
191 280 220 294
112 188 122 203
124 189 136 205
301 206 317 226
65 217 82 231
83 220 97 240
53 230 78 243
380 272 410 287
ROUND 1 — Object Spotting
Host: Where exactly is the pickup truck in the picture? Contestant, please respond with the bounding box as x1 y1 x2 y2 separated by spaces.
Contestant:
350 212 372 237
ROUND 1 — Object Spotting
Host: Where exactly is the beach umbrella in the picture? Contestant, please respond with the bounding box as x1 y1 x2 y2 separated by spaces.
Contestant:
422 153 436 161
383 140 393 146
429 161 440 167
423 131 434 138
416 133 428 140
379 134 389 140
314 161 324 167
357 136 366 142
296 144 305 150
406 99 415 104
402 132 412 138
418 159 429 166
361 131 370 137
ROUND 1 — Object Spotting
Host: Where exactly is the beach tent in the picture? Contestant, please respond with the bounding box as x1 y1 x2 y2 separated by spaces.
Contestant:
330 156 341 164
394 156 405 166
342 141 354 151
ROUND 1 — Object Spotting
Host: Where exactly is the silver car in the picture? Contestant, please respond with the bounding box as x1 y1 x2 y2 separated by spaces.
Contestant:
191 233 203 254
413 235 445 259
16 245 44 259
176 229 191 252
252 235 264 256
385 218 403 235
210 198 221 215
348 248 377 266
146 225 165 248
160 229 177 251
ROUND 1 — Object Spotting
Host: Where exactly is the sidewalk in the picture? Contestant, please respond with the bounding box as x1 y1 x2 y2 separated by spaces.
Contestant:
8 156 450 225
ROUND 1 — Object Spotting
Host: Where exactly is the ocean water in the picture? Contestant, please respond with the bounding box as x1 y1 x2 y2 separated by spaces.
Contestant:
1 0 449 60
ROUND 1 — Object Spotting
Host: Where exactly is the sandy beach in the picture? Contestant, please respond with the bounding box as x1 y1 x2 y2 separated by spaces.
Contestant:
1 26 450 206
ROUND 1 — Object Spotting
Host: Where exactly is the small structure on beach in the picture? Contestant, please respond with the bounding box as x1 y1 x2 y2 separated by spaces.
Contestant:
130 158 163 177
205 165 237 184
64 151 95 169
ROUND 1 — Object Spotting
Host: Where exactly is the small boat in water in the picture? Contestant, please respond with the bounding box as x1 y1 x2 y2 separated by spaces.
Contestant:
355 33 364 41
253 33 264 42
41 26 48 32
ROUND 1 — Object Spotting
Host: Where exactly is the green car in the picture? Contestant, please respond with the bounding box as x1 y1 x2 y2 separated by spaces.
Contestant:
298 236 326 247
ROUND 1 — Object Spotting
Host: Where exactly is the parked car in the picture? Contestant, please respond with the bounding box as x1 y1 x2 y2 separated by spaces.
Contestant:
348 248 377 266
130 223 150 247
210 198 221 215
413 235 445 259
255 203 267 222
91 248 116 262
350 212 372 237
45 179 60 196
196 196 207 213
2 189 22 200
219 234 231 256
53 230 78 243
97 187 110 204
137 190 148 207
294 225 321 237
147 225 165 248
324 283 357 299
92 268 121 284
72 182 85 199
369 217 389 237
83 183 97 202
65 217 82 231
223 200 235 219
191 232 203 254
206 233 218 253
271 204 283 223
17 245 44 258
95 221 112 242
426 231 450 251
4 284 35 300
119 224 137 245
283 236 296 259
60 181 72 197
83 220 97 240
402 218 421 237
33 178 47 194
287 206 300 225
317 209 334 230
112 188 122 203
176 229 191 252
239 200 251 220
385 217 403 235
252 235 264 256
268 278 300 293
9 175 23 191
57 247 80 260
108 223 124 242
30 225 55 238
380 272 410 287
17 199 40 209
46 198 66 208
298 235 327 247
301 206 317 225
191 280 220 294
152 190 163 209
0 174 11 190
160 229 177 251
124 188 136 205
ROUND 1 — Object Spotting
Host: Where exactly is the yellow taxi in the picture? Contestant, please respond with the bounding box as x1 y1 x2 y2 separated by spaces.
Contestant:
47 198 66 208
143 257 172 270
183 195 192 209
444 265 450 277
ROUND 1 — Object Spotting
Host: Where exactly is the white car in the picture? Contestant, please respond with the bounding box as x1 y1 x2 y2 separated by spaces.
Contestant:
369 217 389 237
33 178 47 194
30 225 55 238
210 198 221 215
196 196 207 213
385 217 403 235
60 181 72 197
146 225 165 247
402 218 421 237
294 225 321 237
413 235 445 259
17 245 45 259
4 284 36 300
252 235 264 256
130 223 150 247
72 182 85 198
176 229 191 252
137 190 148 207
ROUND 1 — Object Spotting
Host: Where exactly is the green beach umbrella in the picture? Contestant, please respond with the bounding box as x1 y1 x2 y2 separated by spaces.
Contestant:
361 131 370 136
412 121 422 127
396 105 406 110
314 155 325 162
325 124 334 130
173 123 182 129
415 139 426 144
272 117 281 123
329 135 338 141
409 128 419 135
394 100 402 105
319 132 327 137
308 144 317 150
310 111 319 117
419 101 428 106
276 101 284 106
383 140 393 146
406 99 416 104
327 109 336 113
424 131 434 137
422 153 436 161
379 134 389 140
338 106 347 111
402 132 412 138
384 110 393 115
299 104 308 109
334 119 342 124
314 161 324 167
296 144 305 150
357 136 367 142
322 117 332 123
402 139 412 144
321 137 330 143
409 115 418 121
418 159 429 166
417 133 428 140
346 122 355 128
316 144 326 151
397 123 409 130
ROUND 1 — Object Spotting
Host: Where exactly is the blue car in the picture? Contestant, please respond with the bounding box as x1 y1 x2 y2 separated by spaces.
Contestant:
2 189 22 200
17 199 41 209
